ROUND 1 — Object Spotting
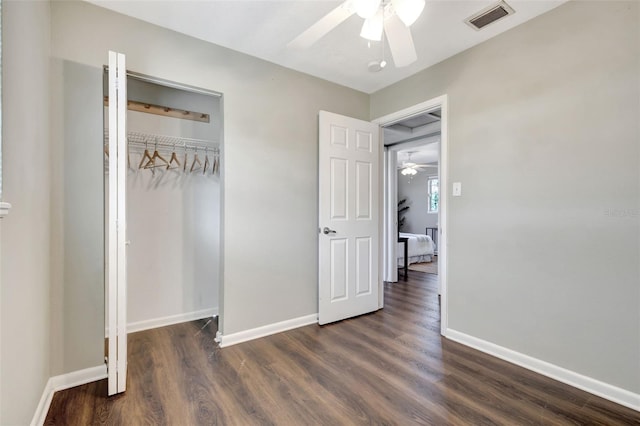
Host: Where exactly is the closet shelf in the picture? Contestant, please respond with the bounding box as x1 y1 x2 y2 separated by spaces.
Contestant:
104 130 219 152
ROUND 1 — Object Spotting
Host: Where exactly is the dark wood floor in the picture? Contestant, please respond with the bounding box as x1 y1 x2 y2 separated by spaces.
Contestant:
46 270 640 425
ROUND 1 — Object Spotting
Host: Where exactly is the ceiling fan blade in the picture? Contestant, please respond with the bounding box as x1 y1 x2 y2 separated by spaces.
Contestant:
287 3 355 50
383 13 417 67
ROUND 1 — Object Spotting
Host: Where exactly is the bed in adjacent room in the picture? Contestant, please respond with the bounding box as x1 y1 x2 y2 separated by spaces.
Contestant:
397 232 436 266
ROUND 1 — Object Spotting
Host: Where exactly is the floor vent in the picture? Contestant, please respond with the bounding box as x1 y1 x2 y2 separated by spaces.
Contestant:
465 1 515 30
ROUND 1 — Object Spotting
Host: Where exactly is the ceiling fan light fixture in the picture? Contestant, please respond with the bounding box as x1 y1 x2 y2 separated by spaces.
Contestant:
401 167 417 176
360 10 384 41
368 58 387 72
354 0 382 19
392 0 425 26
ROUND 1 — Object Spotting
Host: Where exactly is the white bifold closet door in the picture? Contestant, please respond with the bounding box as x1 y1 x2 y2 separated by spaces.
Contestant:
106 50 128 395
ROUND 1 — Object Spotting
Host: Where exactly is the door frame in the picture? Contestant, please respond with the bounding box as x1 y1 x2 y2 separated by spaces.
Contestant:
372 95 449 336
119 71 226 333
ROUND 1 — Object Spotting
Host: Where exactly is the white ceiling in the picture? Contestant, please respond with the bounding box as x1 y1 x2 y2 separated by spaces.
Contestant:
87 0 566 94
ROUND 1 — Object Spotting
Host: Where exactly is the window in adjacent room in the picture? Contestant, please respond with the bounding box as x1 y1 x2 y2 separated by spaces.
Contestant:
427 176 439 213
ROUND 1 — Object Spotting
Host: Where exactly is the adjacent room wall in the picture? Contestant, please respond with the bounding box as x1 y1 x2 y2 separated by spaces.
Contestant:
372 1 640 394
50 0 369 373
397 169 438 234
0 1 52 423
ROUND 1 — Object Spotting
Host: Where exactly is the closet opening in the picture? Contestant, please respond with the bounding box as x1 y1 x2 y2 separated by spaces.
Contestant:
103 70 224 374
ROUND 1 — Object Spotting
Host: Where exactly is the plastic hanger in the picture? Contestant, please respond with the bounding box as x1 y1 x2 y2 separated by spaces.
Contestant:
139 139 153 169
203 147 210 175
167 143 181 170
144 139 169 169
212 151 219 176
190 147 202 172
183 148 188 173
127 138 133 170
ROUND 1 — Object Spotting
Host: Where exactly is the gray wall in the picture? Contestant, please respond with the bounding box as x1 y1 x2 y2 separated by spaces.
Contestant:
0 1 52 423
398 169 438 234
372 1 640 393
50 0 369 375
50 59 104 375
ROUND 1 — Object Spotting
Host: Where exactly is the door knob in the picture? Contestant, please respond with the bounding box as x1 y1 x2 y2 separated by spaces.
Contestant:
323 227 337 235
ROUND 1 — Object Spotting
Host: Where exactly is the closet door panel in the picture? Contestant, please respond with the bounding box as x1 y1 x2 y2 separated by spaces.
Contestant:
106 51 127 395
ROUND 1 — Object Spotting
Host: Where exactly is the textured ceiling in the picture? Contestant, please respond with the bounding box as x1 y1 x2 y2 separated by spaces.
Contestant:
87 0 566 93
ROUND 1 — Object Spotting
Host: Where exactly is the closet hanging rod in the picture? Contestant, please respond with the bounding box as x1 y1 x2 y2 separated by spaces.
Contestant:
104 130 219 151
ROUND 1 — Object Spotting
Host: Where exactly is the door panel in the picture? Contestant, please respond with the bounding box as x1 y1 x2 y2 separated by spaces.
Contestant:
356 161 371 219
319 111 380 325
330 238 348 301
355 237 372 295
330 158 348 220
106 50 127 395
355 130 372 151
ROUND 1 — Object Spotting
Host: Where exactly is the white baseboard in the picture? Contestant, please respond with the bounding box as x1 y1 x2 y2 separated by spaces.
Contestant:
445 328 640 412
31 365 107 426
217 313 318 348
127 307 218 334
105 308 218 336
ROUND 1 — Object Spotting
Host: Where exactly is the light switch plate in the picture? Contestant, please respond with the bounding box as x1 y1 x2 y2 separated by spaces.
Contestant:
453 182 462 197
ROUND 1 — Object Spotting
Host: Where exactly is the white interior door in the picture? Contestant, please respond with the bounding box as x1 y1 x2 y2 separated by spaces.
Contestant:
318 110 380 325
106 50 128 395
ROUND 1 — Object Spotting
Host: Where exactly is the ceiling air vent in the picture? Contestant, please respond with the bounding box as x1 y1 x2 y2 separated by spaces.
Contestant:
465 1 515 31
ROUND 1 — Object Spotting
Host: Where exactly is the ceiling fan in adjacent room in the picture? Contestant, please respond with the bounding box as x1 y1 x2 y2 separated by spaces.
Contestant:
399 151 437 176
288 0 426 68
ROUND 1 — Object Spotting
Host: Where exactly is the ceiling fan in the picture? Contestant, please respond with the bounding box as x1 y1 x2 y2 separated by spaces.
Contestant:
288 0 426 68
398 151 437 175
